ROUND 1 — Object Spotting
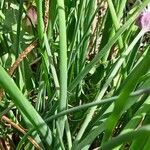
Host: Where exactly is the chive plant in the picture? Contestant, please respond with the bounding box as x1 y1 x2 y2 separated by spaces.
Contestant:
0 0 150 149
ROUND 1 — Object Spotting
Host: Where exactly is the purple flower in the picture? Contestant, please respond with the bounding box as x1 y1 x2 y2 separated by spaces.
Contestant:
26 6 37 27
136 4 150 32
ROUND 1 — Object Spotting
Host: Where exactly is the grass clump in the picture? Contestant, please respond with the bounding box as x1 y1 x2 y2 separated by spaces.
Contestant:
0 0 150 149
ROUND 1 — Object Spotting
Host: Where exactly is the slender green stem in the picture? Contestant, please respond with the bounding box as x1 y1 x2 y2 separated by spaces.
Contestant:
101 125 150 150
117 0 128 19
16 0 23 55
68 0 86 68
44 33 60 91
0 65 52 146
68 3 101 69
45 88 150 122
68 0 150 92
65 118 72 150
35 0 44 44
103 32 150 142
74 29 145 141
57 0 68 136
56 121 66 150
107 0 124 50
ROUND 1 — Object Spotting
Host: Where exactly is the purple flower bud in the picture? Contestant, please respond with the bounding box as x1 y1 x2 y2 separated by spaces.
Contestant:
26 6 37 27
136 4 150 32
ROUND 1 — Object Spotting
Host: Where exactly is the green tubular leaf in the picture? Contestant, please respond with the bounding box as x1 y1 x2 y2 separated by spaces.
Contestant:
45 88 150 122
103 44 150 142
74 22 146 143
72 123 105 150
68 0 150 92
107 0 124 50
57 0 68 136
100 125 150 150
35 0 44 44
0 65 52 146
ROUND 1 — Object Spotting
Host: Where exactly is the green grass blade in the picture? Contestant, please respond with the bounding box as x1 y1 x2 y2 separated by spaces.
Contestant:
0 65 52 146
103 44 150 142
35 0 44 44
57 0 68 136
68 0 150 92
100 125 150 150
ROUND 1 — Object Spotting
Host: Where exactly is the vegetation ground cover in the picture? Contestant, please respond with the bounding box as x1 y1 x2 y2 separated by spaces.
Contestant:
0 0 150 149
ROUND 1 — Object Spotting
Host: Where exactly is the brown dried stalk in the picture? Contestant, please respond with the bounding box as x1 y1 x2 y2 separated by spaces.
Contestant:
44 0 49 32
87 1 100 60
0 40 37 100
0 40 40 148
7 40 37 76
87 1 108 60
1 116 42 150
0 91 4 101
